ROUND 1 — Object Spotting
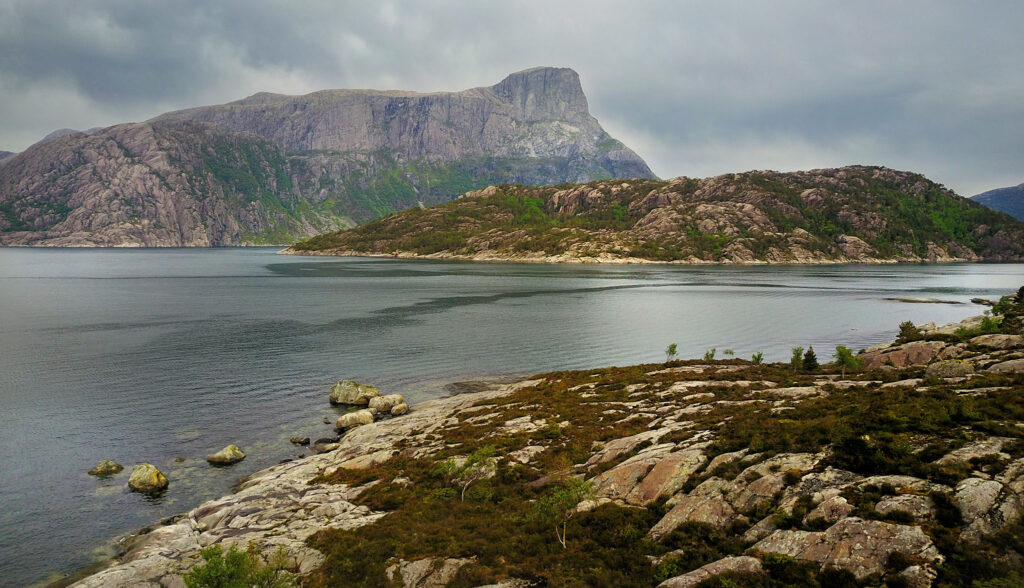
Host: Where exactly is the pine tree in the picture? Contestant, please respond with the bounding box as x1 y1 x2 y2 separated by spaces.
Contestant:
803 346 819 372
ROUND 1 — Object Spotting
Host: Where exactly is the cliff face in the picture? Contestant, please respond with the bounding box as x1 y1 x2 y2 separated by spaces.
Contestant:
0 67 654 246
973 183 1024 221
289 166 1024 263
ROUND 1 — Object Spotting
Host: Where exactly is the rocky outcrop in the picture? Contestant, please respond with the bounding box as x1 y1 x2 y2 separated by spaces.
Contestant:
127 464 168 493
88 460 124 476
288 166 1024 263
335 409 376 430
1 67 654 246
384 557 474 587
206 445 246 466
751 519 942 580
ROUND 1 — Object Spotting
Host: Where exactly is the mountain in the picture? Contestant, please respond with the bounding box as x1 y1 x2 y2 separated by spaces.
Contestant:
0 67 654 246
0 151 15 167
288 166 1024 263
973 183 1024 221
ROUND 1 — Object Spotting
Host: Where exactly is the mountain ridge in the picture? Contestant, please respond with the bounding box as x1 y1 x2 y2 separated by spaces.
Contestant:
0 67 655 246
288 165 1024 263
972 183 1024 221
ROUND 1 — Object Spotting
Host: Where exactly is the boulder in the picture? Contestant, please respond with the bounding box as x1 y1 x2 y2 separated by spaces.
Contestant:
658 556 764 587
805 495 854 524
329 380 381 405
88 460 124 476
390 403 410 416
128 464 168 493
206 445 246 466
954 477 1022 542
875 495 934 520
935 437 1011 467
861 340 946 370
925 360 974 379
751 518 942 580
368 394 405 414
336 409 375 430
987 359 1024 374
290 436 310 445
969 334 1023 350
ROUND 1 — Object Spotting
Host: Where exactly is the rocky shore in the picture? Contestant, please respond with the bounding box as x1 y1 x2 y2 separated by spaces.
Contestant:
70 294 1024 587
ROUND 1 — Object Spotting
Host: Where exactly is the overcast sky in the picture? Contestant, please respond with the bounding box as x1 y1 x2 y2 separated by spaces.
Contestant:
1 0 1021 195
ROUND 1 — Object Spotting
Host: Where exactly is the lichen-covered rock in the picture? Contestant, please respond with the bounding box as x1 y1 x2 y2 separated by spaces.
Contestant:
805 496 854 524
128 464 169 493
954 477 1023 542
650 478 739 538
924 359 974 379
88 460 124 476
875 495 934 520
368 394 405 414
969 334 1023 349
329 380 381 405
390 403 409 416
384 557 474 587
336 409 375 430
935 437 1011 468
987 358 1024 374
206 445 246 466
658 556 764 587
626 448 708 505
751 518 942 580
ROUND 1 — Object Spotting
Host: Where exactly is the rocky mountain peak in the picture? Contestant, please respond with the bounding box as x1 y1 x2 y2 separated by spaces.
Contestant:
489 66 588 120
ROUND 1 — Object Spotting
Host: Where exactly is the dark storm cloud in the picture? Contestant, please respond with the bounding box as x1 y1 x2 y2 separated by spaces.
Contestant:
1 0 1021 195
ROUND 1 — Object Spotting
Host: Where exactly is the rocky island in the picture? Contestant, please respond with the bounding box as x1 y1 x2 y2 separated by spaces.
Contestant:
286 166 1024 264
69 289 1024 587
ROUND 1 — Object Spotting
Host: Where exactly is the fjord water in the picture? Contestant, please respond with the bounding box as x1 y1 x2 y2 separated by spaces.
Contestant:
1 249 1021 586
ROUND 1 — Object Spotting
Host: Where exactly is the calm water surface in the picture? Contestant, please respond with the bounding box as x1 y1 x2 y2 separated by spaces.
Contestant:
1 248 1021 586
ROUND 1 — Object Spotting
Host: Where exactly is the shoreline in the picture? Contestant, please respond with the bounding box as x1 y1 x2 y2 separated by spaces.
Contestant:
278 247 991 266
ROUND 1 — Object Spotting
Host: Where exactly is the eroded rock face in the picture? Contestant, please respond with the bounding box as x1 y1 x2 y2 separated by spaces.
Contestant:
2 67 653 246
987 359 1024 374
128 464 168 493
751 518 942 580
970 334 1024 349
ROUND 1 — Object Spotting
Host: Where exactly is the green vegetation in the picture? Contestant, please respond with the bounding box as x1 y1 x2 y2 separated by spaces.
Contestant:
666 343 679 362
183 544 295 588
289 166 1024 263
802 347 819 372
704 348 717 361
531 478 597 549
751 351 764 365
833 345 862 378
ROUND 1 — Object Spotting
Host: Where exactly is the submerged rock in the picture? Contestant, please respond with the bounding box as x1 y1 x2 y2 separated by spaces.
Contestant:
290 436 311 445
207 445 246 466
88 460 124 476
128 464 168 493
329 380 381 405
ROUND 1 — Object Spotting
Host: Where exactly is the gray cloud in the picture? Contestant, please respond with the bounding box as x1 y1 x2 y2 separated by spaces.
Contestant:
1 0 1021 195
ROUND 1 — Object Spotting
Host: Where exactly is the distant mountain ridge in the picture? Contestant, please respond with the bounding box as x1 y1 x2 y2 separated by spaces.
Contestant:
0 67 654 246
289 166 1024 263
973 183 1024 221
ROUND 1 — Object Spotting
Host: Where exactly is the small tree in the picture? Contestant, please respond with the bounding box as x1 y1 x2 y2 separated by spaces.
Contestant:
436 445 496 501
833 345 863 378
532 478 596 549
897 321 922 343
665 343 678 362
790 347 804 371
803 346 819 372
723 349 735 357
751 351 764 365
704 348 717 361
